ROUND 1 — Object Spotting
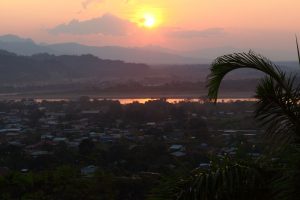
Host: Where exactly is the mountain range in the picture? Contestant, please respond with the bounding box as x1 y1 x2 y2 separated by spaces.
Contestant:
1 34 299 65
0 34 208 64
0 49 150 84
0 34 298 86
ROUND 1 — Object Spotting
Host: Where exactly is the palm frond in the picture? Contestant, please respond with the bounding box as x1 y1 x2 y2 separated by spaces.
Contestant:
207 51 287 102
207 51 300 143
175 161 268 200
270 145 300 200
296 36 300 67
254 75 300 144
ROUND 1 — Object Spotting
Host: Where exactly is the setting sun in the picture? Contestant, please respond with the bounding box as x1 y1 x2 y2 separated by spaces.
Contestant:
132 7 162 29
143 14 156 28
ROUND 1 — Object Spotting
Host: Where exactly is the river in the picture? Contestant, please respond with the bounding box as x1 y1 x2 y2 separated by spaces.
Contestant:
32 98 256 104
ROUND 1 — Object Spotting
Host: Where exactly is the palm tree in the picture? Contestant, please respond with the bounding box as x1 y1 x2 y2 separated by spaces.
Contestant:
207 47 300 144
170 39 300 200
176 158 270 200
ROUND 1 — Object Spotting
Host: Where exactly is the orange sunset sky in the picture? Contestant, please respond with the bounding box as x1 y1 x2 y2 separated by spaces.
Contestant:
1 0 300 60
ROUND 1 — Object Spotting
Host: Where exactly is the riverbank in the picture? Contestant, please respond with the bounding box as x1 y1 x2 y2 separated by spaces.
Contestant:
0 90 255 101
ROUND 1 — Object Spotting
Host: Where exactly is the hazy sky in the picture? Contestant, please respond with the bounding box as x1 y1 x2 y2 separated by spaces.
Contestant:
1 0 300 60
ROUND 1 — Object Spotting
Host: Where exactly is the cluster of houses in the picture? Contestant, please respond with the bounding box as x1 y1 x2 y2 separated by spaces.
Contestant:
0 101 189 159
0 99 263 175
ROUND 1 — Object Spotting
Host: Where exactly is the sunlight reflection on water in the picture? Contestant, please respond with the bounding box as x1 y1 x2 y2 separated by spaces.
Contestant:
115 98 256 104
34 98 256 104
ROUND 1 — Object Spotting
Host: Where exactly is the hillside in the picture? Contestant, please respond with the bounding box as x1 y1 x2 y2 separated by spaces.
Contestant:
0 35 205 64
0 50 149 84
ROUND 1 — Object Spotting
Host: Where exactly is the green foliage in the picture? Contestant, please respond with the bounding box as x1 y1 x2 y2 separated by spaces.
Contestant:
149 158 271 200
269 145 300 200
176 161 268 200
147 169 190 200
207 51 300 145
205 43 300 200
0 165 159 200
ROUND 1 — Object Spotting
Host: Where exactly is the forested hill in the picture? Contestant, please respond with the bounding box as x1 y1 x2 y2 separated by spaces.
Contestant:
0 50 150 84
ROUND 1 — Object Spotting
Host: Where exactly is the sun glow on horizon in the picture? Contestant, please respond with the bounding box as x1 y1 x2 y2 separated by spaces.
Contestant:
142 14 156 28
132 6 163 29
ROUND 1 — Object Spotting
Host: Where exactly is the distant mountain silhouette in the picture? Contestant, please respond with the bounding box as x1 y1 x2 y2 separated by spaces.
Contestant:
0 49 150 84
0 35 207 64
0 34 34 43
183 46 242 60
0 34 56 55
183 45 300 62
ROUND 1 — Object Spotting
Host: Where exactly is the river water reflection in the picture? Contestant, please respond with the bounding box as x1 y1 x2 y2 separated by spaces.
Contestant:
34 98 256 104
115 98 256 104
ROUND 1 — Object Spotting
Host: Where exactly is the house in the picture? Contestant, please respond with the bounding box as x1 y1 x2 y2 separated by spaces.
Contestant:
0 128 22 134
146 122 156 126
248 152 261 157
199 143 209 149
169 144 186 157
41 135 54 141
221 147 238 156
67 141 80 148
53 137 68 143
169 144 185 152
199 163 211 169
8 141 23 147
46 112 66 118
100 135 115 143
21 169 29 173
81 110 100 116
111 133 122 139
30 151 51 157
81 165 98 177
223 130 237 134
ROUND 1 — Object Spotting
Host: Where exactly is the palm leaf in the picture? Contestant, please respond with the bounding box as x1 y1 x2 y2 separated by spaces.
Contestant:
254 75 300 144
175 160 268 200
207 52 300 143
296 36 300 67
270 145 300 200
208 51 288 102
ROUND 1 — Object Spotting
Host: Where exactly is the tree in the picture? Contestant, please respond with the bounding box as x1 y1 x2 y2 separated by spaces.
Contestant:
79 139 95 155
175 158 269 200
208 52 300 145
172 39 300 200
